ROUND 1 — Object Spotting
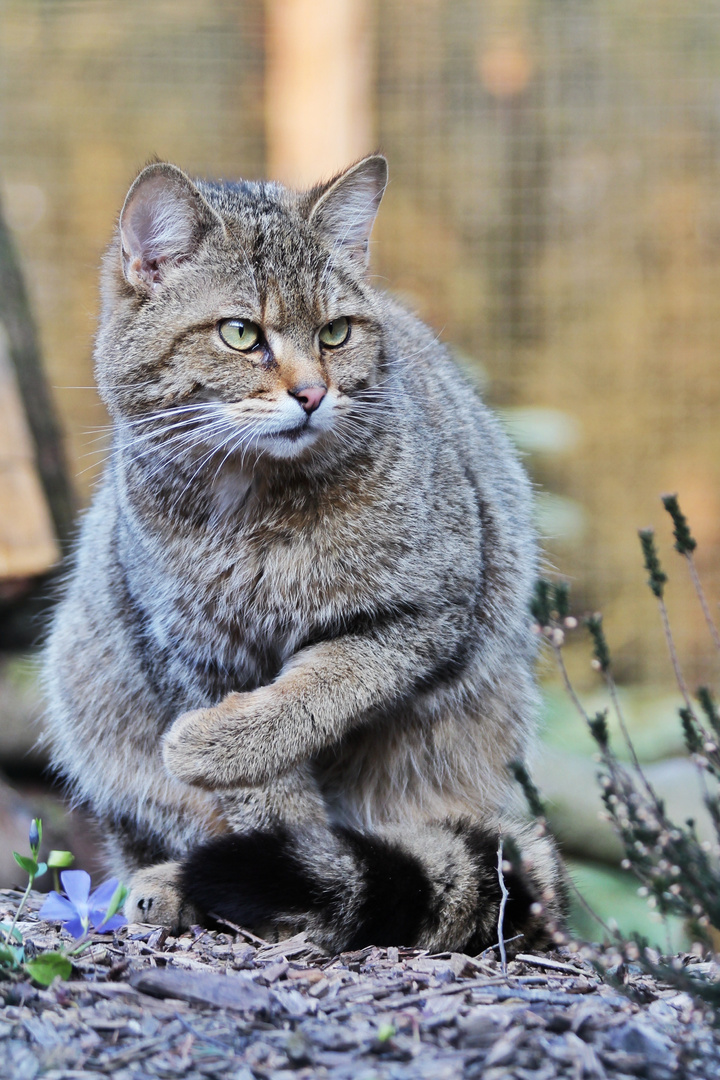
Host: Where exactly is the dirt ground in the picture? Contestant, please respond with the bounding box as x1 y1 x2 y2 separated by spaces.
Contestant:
1 888 719 1080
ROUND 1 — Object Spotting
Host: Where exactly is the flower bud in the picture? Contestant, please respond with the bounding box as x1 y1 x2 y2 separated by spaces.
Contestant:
29 819 40 855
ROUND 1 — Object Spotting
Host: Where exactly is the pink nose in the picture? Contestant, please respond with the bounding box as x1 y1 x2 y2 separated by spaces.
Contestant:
291 385 327 414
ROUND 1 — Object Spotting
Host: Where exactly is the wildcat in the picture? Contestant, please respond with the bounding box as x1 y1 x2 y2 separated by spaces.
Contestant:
44 155 563 953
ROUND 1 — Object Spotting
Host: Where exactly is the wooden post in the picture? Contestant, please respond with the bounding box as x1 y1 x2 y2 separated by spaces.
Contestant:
264 0 375 186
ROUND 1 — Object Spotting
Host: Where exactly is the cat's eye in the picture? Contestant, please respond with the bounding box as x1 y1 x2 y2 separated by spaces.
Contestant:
218 318 262 352
318 317 350 348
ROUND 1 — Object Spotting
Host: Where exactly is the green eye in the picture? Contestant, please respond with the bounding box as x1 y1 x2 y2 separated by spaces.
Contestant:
218 319 262 352
319 317 350 348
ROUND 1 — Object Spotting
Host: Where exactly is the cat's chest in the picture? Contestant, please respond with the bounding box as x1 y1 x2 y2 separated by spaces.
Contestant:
124 498 390 701
181 511 368 619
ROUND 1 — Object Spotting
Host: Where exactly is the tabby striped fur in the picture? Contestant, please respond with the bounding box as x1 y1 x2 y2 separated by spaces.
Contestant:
44 156 562 953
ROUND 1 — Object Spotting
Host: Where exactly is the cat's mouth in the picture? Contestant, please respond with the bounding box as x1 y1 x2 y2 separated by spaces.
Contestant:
274 420 310 440
267 414 322 441
255 413 333 459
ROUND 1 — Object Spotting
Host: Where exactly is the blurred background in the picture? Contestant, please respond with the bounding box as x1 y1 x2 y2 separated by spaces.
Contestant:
0 0 719 947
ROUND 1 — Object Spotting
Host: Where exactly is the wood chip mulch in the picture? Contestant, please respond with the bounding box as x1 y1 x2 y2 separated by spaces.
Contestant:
1 888 719 1079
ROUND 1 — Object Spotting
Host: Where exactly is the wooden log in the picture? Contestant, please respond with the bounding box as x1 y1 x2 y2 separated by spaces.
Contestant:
0 192 75 646
0 326 60 580
0 193 75 558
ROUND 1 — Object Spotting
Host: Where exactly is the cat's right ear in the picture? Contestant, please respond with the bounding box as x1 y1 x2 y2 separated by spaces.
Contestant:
307 155 388 267
119 163 223 293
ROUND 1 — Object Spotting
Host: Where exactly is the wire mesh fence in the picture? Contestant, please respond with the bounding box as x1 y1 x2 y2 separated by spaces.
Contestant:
1 0 719 683
375 0 720 687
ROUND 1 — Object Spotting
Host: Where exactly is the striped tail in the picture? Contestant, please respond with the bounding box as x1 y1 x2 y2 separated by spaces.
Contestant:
179 820 562 954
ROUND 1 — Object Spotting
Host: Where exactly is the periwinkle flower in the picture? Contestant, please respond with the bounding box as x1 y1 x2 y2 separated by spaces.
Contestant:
39 870 126 939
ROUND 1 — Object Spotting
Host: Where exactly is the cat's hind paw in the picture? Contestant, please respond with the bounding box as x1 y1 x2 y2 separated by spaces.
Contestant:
125 861 199 930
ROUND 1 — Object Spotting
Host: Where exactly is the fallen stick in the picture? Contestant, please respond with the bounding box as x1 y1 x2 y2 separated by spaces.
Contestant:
515 953 591 977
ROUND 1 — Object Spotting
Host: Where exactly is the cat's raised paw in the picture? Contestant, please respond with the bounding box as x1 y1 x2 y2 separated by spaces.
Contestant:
162 706 238 789
125 861 198 930
162 692 276 789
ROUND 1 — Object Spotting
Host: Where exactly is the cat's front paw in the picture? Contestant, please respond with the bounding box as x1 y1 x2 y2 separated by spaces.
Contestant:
125 861 199 930
162 691 278 789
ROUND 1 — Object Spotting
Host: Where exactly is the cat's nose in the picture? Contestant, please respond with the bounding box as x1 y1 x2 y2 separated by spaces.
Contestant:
290 384 327 414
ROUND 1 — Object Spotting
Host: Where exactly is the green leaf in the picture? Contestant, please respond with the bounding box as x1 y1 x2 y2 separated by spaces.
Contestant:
0 943 22 969
105 882 129 920
0 921 23 943
47 850 75 869
34 862 47 880
13 852 37 876
24 953 72 987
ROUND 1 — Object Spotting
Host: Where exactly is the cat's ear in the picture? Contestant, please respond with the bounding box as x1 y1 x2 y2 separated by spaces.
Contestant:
307 155 388 267
119 163 223 292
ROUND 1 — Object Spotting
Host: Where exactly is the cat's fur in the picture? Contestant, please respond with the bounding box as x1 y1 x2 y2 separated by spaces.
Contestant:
44 155 562 953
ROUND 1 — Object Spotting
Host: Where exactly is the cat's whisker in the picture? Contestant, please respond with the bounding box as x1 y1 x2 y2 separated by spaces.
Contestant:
381 335 443 371
80 418 210 459
81 406 223 445
75 457 113 479
169 419 268 503
116 422 233 464
346 398 396 414
115 402 223 429
116 414 229 451
119 419 251 488
212 427 259 487
210 427 256 484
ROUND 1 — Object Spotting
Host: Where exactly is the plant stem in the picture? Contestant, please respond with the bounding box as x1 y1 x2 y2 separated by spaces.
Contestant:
603 672 664 813
657 597 710 737
496 838 508 975
687 554 720 655
566 874 617 940
551 642 591 723
4 875 33 945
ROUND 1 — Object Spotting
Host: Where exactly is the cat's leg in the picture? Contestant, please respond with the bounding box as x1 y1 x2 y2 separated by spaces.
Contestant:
106 791 223 929
218 761 329 834
177 818 564 954
124 762 328 930
162 607 474 790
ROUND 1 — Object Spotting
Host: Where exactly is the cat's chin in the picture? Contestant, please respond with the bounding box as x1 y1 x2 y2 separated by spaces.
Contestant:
256 426 325 460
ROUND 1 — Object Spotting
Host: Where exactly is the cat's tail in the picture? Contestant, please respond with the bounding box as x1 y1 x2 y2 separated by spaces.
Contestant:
178 819 564 954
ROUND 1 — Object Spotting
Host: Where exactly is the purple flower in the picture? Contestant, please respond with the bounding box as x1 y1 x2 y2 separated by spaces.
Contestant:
28 819 40 855
39 870 126 939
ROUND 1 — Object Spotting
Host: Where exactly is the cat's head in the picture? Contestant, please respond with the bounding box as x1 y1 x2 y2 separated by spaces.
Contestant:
96 155 389 468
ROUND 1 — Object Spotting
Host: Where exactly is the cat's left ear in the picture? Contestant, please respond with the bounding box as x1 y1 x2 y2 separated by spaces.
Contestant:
119 163 224 292
307 155 388 268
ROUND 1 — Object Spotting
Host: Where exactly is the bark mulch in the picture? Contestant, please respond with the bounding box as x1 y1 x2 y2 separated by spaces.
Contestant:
1 888 719 1079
